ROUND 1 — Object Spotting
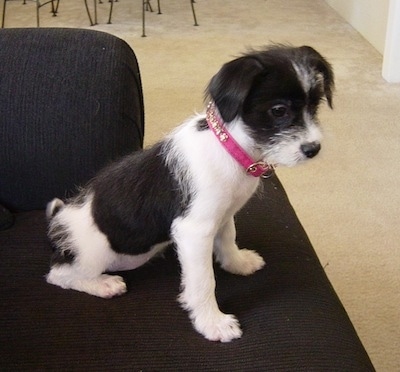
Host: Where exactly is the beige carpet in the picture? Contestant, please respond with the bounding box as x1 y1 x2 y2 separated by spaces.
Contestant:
3 0 399 370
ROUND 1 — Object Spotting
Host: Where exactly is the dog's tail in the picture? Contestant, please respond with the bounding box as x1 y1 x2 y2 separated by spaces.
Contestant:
46 198 65 220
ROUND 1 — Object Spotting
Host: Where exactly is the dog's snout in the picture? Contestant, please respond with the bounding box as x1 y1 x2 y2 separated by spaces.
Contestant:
301 142 321 159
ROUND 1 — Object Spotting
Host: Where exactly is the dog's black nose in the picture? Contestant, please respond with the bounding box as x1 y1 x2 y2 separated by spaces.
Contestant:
301 142 321 158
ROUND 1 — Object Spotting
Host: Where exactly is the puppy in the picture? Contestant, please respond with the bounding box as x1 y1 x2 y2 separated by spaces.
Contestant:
46 45 334 342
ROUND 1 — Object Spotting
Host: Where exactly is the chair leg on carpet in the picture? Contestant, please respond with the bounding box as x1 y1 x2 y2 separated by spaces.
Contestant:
107 0 113 24
191 0 198 26
53 0 60 15
36 0 40 27
1 0 7 28
84 0 95 25
142 0 146 37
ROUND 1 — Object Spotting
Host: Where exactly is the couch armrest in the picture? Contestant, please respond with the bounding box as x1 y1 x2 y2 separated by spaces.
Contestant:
0 28 144 211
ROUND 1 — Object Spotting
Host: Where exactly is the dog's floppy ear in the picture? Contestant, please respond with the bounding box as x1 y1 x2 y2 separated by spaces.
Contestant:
299 46 335 108
206 56 264 123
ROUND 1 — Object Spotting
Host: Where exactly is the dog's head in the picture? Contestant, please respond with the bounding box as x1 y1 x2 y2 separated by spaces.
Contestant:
206 45 334 167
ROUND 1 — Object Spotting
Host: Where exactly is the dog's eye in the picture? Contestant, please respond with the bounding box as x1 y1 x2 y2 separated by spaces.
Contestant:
270 104 288 118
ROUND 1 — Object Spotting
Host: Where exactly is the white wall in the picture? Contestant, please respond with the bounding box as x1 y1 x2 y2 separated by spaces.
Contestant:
382 0 400 82
325 0 400 82
325 0 389 54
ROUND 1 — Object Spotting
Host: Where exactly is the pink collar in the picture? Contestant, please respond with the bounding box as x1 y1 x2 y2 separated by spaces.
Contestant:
206 101 274 178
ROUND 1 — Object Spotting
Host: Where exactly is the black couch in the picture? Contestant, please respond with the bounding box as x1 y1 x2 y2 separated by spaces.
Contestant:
0 28 374 371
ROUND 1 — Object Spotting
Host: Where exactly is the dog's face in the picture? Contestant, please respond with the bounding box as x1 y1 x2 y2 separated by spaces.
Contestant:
207 45 334 167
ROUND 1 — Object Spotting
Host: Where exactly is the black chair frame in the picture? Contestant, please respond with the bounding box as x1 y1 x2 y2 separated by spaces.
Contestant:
1 0 59 27
90 0 198 37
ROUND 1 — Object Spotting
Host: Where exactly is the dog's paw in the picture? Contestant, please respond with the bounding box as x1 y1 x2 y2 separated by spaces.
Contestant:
194 312 242 343
92 274 127 299
47 269 127 299
221 249 265 276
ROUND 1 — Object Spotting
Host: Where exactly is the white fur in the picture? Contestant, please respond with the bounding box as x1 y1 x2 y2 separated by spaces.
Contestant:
292 61 325 95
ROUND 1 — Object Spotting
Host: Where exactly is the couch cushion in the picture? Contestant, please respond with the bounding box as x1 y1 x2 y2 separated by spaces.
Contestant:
0 204 14 230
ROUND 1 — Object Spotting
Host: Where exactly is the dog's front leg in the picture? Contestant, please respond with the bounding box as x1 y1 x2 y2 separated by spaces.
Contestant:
172 216 242 342
214 217 265 276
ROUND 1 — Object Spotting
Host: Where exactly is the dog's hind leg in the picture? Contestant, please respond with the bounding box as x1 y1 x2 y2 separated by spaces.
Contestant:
46 200 127 299
214 217 265 276
46 241 128 299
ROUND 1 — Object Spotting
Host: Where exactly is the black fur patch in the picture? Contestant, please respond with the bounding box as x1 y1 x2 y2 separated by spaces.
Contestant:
90 141 190 255
196 118 209 131
50 248 76 266
50 203 62 218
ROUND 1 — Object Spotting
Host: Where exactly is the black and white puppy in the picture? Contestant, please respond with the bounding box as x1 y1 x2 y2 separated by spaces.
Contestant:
46 45 334 342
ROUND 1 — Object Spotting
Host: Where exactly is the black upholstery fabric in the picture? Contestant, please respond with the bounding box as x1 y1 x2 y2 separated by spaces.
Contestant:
0 28 144 212
0 203 14 230
0 28 374 371
0 177 374 371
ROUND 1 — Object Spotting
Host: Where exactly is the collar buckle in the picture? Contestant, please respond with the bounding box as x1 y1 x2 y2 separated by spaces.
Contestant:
246 162 275 178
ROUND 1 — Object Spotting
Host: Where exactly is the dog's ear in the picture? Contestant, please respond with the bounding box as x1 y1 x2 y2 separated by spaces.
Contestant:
299 46 335 108
206 56 264 123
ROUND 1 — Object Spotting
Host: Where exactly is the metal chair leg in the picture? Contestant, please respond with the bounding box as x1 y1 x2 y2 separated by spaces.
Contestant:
144 0 152 12
107 0 113 24
191 0 198 26
2 0 59 28
142 0 146 37
141 0 199 37
49 0 57 17
93 0 97 24
53 0 59 15
36 0 40 27
84 0 95 25
1 0 7 28
142 0 154 37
